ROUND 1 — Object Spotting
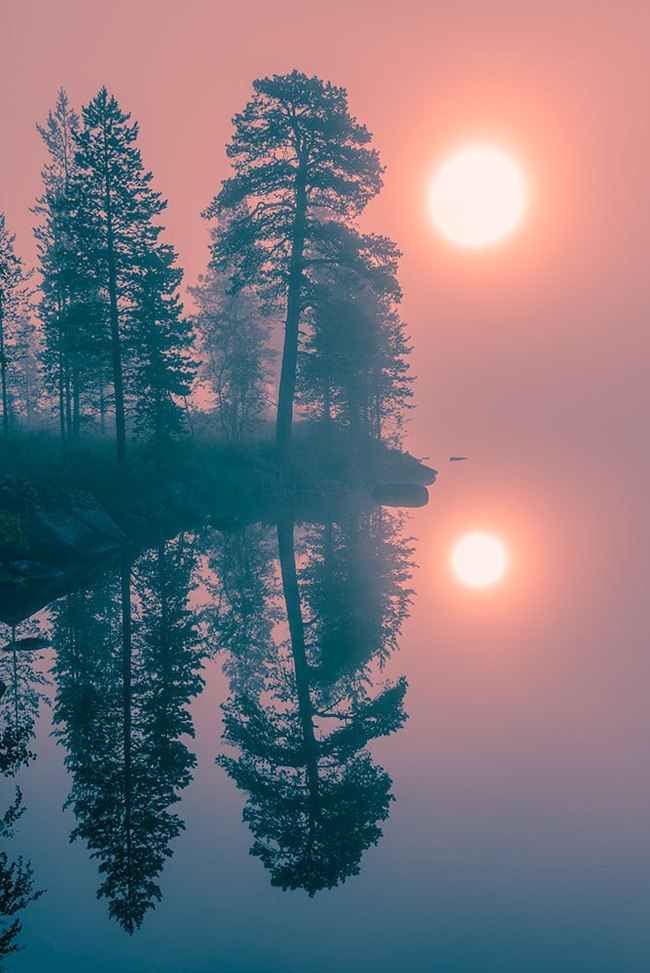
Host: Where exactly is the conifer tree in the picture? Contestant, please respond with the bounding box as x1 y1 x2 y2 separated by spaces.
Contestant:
75 88 188 463
204 71 386 461
300 250 412 441
0 215 32 441
34 89 96 445
128 245 196 452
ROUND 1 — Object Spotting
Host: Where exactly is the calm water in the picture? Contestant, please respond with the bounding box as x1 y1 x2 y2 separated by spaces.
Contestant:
1 492 650 973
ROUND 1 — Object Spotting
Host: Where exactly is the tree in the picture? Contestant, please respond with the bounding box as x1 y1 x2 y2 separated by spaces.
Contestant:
0 620 49 777
204 70 386 461
299 258 413 442
74 88 184 464
190 254 274 444
300 507 414 682
0 788 43 967
34 89 97 445
0 215 32 441
128 246 196 452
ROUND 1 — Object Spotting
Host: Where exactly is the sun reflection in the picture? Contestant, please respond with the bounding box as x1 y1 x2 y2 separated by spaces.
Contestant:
451 532 508 588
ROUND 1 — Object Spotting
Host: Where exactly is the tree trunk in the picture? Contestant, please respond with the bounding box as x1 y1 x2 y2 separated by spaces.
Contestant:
102 121 127 468
64 355 72 439
58 336 66 451
120 557 135 928
72 362 81 441
0 293 8 442
275 169 307 464
277 514 320 805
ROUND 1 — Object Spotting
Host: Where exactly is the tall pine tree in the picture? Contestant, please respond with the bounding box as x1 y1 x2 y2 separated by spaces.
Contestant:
34 89 97 445
74 88 194 463
204 71 386 461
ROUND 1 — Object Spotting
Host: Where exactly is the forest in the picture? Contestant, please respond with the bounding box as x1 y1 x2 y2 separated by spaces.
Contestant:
0 71 418 522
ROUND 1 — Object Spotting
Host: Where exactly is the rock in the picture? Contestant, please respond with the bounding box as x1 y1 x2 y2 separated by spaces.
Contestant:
372 483 429 508
6 560 64 581
378 449 437 486
116 513 150 535
0 563 26 585
0 475 127 565
1 636 51 652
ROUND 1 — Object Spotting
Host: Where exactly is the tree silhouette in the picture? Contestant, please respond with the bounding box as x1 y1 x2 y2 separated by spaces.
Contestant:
0 214 33 441
72 88 193 462
0 788 43 968
204 70 389 461
0 620 49 777
299 269 413 443
301 508 414 681
218 508 413 894
34 89 98 445
52 535 204 932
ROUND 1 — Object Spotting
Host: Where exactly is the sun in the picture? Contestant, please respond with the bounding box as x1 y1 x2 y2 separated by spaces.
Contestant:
430 146 527 248
451 533 509 588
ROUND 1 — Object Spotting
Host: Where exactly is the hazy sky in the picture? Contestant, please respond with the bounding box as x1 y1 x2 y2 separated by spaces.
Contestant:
3 4 650 968
2 0 649 705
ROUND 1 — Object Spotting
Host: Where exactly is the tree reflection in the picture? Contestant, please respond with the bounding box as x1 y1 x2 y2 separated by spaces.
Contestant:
52 534 204 932
0 620 49 777
217 507 414 895
0 788 43 967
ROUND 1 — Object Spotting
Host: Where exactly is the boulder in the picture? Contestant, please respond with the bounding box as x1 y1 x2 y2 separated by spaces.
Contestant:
0 563 26 586
0 475 127 565
6 560 64 581
371 483 429 508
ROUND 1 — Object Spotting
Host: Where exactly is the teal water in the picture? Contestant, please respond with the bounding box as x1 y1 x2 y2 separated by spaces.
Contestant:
2 498 650 973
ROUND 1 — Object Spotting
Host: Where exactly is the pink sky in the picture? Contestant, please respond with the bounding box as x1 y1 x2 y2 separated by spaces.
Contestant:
2 0 649 779
1 0 647 458
3 7 650 963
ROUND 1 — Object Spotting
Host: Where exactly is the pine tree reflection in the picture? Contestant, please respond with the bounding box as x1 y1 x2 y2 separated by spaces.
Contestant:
217 507 414 895
0 788 43 965
0 620 49 777
52 535 204 932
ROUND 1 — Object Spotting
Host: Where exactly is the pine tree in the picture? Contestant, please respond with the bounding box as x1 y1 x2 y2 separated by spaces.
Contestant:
0 789 43 963
204 70 385 462
0 215 32 441
34 89 96 445
128 245 196 452
74 88 182 465
299 243 412 441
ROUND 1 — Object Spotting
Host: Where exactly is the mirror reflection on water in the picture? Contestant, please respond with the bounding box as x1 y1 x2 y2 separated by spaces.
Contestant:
1 499 419 971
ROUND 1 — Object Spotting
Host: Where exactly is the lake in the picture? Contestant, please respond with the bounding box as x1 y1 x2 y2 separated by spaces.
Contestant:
2 486 649 973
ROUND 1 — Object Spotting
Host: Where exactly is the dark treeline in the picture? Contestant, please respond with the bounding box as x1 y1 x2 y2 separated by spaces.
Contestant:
0 71 413 467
